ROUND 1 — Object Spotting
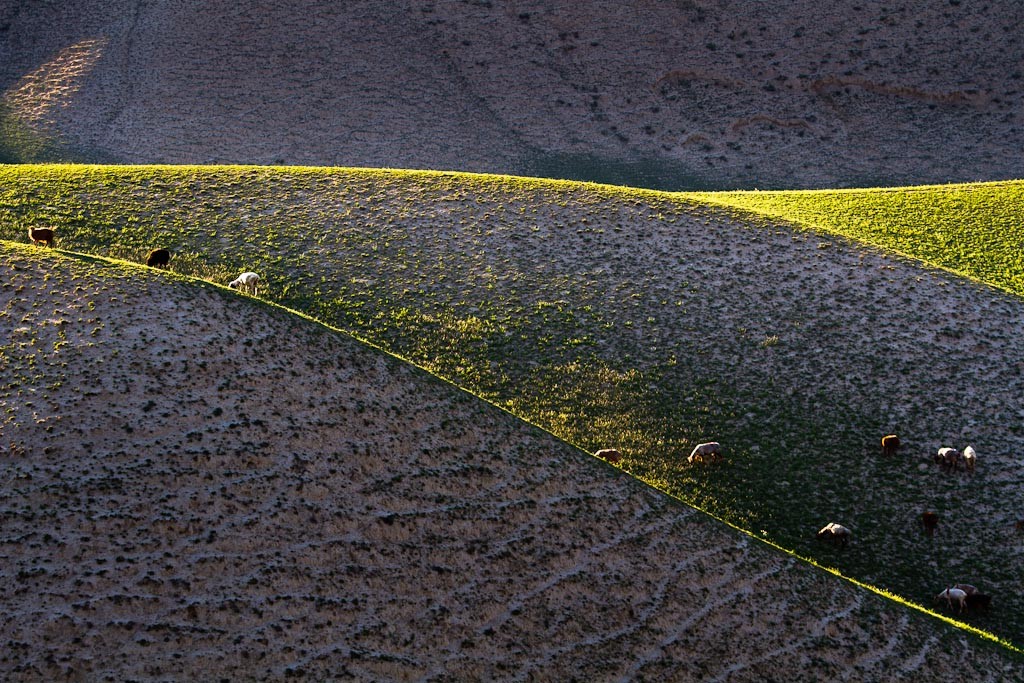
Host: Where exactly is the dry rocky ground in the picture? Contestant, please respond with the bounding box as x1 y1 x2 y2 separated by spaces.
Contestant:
2 244 1021 681
1 0 1023 188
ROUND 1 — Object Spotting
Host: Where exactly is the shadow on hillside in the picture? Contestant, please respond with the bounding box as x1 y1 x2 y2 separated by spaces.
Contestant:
525 151 749 192
0 102 115 164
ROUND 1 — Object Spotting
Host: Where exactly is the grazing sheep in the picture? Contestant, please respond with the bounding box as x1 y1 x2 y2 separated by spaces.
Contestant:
816 522 851 548
228 272 260 296
962 445 976 473
936 447 961 472
881 434 901 457
28 227 55 246
687 441 722 464
920 511 939 537
964 593 992 612
146 248 171 268
1017 520 1024 535
936 587 967 614
594 448 622 464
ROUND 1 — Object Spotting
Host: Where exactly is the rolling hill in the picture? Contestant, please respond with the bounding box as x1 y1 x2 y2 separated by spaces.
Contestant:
1 241 1020 681
3 165 1024 667
2 1 1023 188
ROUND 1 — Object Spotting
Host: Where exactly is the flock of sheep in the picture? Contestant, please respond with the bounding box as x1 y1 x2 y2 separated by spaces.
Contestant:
28 227 1007 625
808 434 996 617
28 229 260 297
598 433 1006 620
145 245 260 295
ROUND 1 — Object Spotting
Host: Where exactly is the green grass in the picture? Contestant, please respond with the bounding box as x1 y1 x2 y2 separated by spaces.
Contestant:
683 180 1024 296
2 163 1023 655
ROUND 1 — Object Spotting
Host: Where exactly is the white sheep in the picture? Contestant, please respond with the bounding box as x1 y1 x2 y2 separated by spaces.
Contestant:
228 272 260 296
962 445 977 473
936 587 967 614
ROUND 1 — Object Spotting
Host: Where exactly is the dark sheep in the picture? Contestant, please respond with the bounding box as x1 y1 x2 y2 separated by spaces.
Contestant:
881 434 901 457
594 448 622 464
29 227 55 246
920 511 939 537
147 248 171 268
965 593 992 612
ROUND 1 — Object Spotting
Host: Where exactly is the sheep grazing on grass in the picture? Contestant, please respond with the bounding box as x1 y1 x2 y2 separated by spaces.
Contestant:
920 511 939 537
816 522 851 548
965 592 992 612
687 441 722 464
1017 520 1024 535
594 448 622 464
962 445 977 473
946 585 991 613
936 447 961 472
881 434 901 457
936 587 967 614
28 227 55 246
229 272 260 296
146 248 171 268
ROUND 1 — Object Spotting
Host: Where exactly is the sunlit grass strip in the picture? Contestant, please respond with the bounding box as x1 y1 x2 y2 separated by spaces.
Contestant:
683 180 1024 298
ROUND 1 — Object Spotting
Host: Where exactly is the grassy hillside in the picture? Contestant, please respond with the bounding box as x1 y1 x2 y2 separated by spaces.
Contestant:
684 181 1024 296
3 164 1024 651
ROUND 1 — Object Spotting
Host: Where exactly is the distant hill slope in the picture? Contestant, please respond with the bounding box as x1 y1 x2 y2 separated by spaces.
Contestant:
1 243 1020 680
2 1 1023 188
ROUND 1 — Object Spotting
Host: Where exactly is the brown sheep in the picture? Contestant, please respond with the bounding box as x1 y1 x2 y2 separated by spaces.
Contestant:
594 448 622 464
816 522 851 548
688 441 722 464
881 434 901 457
28 227 55 246
146 248 171 268
936 447 961 472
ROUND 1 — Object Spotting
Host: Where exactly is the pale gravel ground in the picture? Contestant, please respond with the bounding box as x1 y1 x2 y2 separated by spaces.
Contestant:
2 244 1021 681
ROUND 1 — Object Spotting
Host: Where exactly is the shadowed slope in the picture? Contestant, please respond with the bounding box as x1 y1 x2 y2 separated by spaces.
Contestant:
2 1 1022 187
1 244 1020 680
